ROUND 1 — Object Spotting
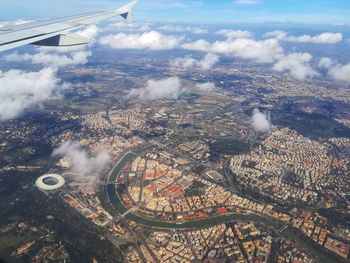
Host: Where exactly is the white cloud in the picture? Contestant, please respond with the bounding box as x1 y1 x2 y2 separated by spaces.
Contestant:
5 50 91 67
37 45 85 53
317 57 350 83
172 53 219 70
264 30 288 40
107 22 152 32
181 30 324 80
251 108 271 132
159 25 208 34
172 56 197 68
182 37 283 63
128 77 184 100
0 19 33 28
181 39 211 52
318 57 334 69
0 68 64 121
75 25 100 43
273 53 316 80
215 29 252 39
289 32 342 44
100 31 181 50
52 141 111 190
199 53 219 70
195 82 216 92
265 31 342 44
328 63 350 83
191 28 208 34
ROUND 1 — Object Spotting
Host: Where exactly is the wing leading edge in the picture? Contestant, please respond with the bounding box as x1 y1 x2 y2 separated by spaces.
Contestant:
0 0 137 53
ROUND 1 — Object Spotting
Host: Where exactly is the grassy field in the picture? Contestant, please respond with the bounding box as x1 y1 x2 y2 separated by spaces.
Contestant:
0 229 35 251
209 137 250 155
272 109 350 139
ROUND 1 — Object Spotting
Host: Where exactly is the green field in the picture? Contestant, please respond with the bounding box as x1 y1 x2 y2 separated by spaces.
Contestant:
209 137 250 155
0 229 35 252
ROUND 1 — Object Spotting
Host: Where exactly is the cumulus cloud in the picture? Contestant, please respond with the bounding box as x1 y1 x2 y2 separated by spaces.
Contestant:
159 25 208 34
0 67 64 121
75 25 100 43
318 57 334 69
5 50 91 67
288 32 342 44
172 53 219 70
215 29 252 39
264 30 288 40
317 57 350 83
100 31 181 50
273 53 317 80
195 82 216 92
199 53 220 70
182 37 283 63
251 108 271 132
181 39 211 52
265 31 342 44
172 56 197 69
53 141 111 190
328 63 350 83
37 45 85 54
181 30 325 80
128 77 184 100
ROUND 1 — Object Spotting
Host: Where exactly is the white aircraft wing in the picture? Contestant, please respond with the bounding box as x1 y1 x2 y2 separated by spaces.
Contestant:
0 0 137 52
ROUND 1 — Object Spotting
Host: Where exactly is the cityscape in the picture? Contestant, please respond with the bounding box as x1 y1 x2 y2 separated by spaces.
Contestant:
1 0 350 262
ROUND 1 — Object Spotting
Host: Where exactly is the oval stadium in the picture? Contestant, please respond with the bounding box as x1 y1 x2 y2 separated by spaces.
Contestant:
36 174 65 191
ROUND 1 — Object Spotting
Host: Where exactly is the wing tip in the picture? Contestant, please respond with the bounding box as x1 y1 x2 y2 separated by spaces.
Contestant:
116 0 138 22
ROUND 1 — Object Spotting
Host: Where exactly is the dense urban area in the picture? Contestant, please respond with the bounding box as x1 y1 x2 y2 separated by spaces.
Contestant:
0 21 350 263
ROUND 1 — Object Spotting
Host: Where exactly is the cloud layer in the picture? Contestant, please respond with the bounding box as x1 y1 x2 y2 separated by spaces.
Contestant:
100 31 181 50
328 63 350 83
0 19 33 28
53 141 111 189
195 82 216 92
273 53 316 80
180 29 332 80
318 57 350 83
182 37 283 63
215 29 252 39
128 77 184 100
251 108 271 132
265 31 342 44
172 53 219 70
0 67 63 121
159 25 208 34
107 22 152 32
5 50 91 67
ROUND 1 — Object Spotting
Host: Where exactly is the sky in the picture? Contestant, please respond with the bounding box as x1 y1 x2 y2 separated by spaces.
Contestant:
1 0 350 25
1 0 350 121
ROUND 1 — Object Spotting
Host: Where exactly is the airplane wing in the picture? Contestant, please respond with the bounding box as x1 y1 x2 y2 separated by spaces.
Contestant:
0 0 137 53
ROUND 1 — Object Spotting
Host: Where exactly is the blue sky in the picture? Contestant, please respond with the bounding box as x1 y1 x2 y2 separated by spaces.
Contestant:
1 0 350 25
